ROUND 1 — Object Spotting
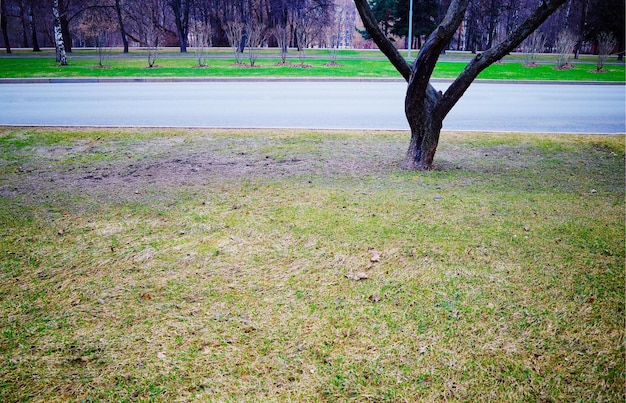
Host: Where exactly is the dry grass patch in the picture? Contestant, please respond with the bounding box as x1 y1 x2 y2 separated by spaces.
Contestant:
0 127 624 402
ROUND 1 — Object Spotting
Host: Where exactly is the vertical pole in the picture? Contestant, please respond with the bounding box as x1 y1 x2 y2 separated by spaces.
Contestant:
407 0 414 59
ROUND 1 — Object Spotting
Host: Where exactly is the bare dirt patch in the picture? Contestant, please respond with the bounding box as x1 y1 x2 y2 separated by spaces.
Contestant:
1 128 405 207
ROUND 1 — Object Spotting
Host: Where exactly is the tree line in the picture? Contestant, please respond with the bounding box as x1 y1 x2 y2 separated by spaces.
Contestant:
0 0 623 60
0 0 354 54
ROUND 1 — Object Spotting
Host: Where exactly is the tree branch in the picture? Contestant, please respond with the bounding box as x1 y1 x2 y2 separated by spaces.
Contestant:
409 0 470 98
353 0 411 81
436 0 568 121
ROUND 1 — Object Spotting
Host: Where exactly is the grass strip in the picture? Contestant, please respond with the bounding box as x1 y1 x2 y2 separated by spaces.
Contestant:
0 127 624 401
0 48 624 81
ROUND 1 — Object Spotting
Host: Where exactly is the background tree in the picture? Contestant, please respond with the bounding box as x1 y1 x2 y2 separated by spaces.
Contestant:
53 0 67 64
168 0 189 52
393 0 438 50
189 19 211 67
354 0 567 170
521 31 545 67
245 18 264 67
1 0 11 53
586 0 625 61
114 0 129 53
555 29 576 69
224 19 244 64
78 7 115 67
596 31 617 72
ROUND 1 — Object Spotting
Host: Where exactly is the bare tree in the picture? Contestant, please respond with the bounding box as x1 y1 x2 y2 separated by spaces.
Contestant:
79 9 114 67
224 19 244 64
272 25 288 64
354 0 567 170
245 19 265 67
53 0 67 65
145 23 160 67
555 29 576 69
522 31 545 67
189 19 211 67
596 31 616 72
326 3 348 66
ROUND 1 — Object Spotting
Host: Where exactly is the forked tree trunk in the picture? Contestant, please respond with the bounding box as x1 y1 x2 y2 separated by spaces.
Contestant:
403 85 443 170
354 0 568 171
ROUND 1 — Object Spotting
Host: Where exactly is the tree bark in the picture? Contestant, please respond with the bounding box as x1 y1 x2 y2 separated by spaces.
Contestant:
355 0 568 170
60 11 71 53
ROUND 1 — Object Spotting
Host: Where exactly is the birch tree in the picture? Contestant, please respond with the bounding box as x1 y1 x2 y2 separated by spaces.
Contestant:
53 0 67 65
354 0 567 170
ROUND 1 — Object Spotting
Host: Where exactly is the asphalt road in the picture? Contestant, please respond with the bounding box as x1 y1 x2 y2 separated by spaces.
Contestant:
0 80 624 133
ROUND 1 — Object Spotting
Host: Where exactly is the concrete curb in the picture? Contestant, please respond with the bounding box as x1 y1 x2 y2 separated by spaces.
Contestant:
0 77 624 85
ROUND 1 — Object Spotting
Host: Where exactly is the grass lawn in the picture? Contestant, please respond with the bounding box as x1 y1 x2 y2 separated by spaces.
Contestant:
0 127 623 401
0 48 624 81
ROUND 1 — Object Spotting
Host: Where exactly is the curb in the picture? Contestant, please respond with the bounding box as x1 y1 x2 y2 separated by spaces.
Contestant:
0 77 623 85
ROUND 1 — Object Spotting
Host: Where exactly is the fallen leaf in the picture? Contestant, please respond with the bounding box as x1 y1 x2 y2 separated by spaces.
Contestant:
368 293 380 302
370 250 381 262
141 293 153 301
345 271 369 281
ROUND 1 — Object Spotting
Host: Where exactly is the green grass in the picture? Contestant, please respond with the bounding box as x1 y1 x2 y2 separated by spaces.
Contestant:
0 127 624 401
0 48 624 81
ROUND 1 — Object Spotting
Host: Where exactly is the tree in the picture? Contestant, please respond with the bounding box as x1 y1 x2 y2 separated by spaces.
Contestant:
586 0 625 61
189 19 211 67
114 0 129 53
1 0 11 53
224 19 244 64
26 0 41 51
53 0 67 65
354 0 567 170
522 31 545 67
78 7 114 67
168 0 190 52
555 29 576 69
596 31 617 72
245 18 265 67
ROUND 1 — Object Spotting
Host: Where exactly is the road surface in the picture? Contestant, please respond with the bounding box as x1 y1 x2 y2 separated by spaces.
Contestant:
0 80 623 133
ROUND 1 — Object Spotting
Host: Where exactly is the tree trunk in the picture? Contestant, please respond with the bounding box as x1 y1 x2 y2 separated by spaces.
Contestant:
403 84 443 170
53 0 67 65
29 6 40 52
1 0 11 54
115 0 129 53
60 14 71 53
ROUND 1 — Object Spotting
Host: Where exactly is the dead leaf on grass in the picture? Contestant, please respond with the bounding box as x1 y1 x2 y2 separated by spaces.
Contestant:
345 271 369 281
370 250 381 262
